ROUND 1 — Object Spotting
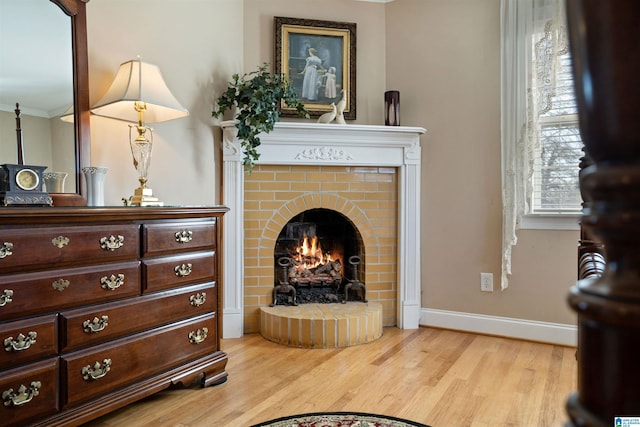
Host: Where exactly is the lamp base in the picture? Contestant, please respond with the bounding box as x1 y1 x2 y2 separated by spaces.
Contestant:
127 187 164 207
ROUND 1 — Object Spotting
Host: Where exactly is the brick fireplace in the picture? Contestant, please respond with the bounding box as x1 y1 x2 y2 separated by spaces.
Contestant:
221 122 425 338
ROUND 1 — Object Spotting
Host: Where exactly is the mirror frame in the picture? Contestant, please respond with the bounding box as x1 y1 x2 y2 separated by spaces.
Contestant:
51 0 90 205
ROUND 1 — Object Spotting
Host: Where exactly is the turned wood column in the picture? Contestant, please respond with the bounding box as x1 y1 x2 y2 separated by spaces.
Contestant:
565 1 640 425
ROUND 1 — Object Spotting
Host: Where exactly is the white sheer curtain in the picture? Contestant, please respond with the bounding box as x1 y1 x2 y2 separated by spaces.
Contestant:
500 0 567 290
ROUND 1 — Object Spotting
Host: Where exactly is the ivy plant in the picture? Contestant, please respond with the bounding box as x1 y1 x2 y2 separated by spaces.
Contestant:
212 63 309 170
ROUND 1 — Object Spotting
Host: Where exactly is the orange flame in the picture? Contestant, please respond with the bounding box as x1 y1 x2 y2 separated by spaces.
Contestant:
291 234 340 272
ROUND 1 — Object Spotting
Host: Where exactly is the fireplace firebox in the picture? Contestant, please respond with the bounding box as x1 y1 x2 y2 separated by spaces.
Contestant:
272 208 365 305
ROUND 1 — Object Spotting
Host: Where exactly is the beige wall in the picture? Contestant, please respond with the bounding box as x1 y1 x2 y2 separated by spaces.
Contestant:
386 0 577 325
243 0 387 125
87 0 243 206
84 0 577 327
1 112 54 169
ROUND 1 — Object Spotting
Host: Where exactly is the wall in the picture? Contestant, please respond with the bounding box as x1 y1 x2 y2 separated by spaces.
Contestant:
86 0 243 206
243 0 387 125
385 0 577 326
84 0 577 332
0 112 54 169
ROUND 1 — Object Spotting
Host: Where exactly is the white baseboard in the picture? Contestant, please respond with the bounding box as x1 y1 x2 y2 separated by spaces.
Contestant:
420 308 577 347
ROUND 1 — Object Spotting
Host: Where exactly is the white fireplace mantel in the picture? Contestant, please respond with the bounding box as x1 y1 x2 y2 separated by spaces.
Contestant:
221 121 426 338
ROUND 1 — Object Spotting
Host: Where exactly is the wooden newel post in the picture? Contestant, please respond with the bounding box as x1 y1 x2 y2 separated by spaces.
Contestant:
565 1 640 425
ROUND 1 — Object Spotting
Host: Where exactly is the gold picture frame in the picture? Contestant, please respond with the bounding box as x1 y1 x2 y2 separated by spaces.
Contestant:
275 17 356 119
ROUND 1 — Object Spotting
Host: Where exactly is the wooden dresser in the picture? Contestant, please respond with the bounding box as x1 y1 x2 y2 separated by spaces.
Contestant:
0 206 228 427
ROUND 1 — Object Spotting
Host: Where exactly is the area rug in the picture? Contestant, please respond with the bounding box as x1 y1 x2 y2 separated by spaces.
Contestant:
250 411 430 427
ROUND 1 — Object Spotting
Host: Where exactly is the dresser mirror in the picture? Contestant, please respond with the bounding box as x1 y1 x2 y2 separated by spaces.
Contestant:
0 0 90 205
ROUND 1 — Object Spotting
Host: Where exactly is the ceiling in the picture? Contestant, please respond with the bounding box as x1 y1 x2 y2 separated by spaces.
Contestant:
0 0 73 118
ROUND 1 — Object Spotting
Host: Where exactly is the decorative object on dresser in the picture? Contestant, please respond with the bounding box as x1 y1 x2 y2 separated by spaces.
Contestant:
91 58 189 207
213 63 309 171
0 206 228 427
0 104 52 207
81 166 108 207
43 172 69 194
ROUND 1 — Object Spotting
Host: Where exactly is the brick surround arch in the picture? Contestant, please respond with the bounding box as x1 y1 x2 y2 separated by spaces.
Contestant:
243 165 398 333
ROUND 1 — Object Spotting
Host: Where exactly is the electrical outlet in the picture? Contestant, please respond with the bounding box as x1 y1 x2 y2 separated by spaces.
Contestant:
480 272 493 292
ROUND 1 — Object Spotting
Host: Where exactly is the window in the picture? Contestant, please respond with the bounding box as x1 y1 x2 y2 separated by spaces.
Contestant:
500 0 581 288
530 49 582 214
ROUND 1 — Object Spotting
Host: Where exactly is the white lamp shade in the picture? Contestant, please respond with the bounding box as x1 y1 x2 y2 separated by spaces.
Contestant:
91 59 188 123
60 105 74 123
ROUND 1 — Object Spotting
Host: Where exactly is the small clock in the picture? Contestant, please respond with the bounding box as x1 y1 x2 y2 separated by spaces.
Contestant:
0 164 52 206
15 168 40 191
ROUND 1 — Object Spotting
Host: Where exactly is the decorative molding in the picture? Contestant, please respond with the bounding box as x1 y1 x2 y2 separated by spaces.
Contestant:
295 147 354 161
420 308 577 346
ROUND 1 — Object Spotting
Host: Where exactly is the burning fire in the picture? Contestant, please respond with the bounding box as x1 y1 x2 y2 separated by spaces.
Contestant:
291 234 340 272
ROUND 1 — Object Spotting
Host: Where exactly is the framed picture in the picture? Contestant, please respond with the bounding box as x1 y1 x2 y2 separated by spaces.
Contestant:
275 17 356 120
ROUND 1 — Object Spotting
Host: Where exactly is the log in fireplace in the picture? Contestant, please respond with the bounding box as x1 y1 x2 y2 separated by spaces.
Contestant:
272 208 365 305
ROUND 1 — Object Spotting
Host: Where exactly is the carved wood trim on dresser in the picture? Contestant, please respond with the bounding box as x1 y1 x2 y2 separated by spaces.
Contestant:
0 206 229 427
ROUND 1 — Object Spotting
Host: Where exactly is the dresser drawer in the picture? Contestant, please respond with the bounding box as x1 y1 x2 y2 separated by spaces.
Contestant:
143 219 217 256
0 314 57 370
60 282 217 352
0 262 141 321
143 251 215 293
0 357 59 427
61 313 217 407
0 224 140 273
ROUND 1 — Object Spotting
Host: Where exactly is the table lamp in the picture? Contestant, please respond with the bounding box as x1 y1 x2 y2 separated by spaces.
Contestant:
91 58 188 206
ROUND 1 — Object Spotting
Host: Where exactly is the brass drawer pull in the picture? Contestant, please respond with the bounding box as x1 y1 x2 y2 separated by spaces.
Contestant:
174 263 192 277
4 332 37 352
81 359 112 381
188 327 208 344
51 236 70 248
189 292 207 307
0 289 13 307
83 316 109 333
0 242 13 259
100 274 125 291
175 230 193 243
99 235 125 251
2 381 41 407
52 278 70 292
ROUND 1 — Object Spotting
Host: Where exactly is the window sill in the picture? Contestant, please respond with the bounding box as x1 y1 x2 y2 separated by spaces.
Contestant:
520 214 580 230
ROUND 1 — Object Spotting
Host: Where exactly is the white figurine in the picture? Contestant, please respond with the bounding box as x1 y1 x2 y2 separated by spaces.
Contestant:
317 102 337 124
335 89 346 124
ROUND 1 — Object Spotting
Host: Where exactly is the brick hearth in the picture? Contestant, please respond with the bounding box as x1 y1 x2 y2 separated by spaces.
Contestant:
260 302 383 348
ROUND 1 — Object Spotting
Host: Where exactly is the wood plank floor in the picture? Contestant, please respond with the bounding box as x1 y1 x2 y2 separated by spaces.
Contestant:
82 327 577 427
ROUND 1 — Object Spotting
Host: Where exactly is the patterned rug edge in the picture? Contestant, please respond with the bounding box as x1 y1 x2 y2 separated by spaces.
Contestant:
249 411 430 427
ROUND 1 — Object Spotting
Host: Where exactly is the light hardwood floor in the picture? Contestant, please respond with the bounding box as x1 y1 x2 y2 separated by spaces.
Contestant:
82 327 577 427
